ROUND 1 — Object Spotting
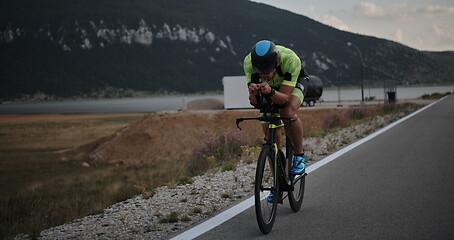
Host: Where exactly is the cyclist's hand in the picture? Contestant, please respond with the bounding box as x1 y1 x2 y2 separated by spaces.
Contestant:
248 83 260 95
258 83 272 95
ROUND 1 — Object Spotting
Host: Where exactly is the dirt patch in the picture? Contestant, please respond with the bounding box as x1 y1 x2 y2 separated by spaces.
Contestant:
73 110 264 163
186 98 224 110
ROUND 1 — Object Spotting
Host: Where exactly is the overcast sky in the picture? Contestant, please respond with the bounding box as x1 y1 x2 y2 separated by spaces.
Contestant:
251 0 454 52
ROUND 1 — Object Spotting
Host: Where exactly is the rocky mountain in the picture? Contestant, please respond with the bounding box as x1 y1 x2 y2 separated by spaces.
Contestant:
1 0 453 101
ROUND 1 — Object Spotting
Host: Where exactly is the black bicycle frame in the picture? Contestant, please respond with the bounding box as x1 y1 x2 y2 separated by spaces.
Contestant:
236 112 296 195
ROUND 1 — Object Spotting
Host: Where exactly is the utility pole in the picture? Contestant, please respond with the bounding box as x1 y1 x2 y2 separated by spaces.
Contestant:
347 42 365 102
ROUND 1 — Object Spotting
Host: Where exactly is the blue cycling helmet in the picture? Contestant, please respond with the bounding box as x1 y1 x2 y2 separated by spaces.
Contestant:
251 40 278 74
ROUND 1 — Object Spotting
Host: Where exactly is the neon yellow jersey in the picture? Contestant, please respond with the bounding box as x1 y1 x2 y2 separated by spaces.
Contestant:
243 45 302 88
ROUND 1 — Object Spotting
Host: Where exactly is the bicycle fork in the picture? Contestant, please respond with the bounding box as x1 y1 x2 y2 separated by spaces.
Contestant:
268 142 295 204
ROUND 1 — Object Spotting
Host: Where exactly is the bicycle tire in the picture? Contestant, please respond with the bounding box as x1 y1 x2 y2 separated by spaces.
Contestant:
286 137 306 212
289 173 305 212
254 146 278 234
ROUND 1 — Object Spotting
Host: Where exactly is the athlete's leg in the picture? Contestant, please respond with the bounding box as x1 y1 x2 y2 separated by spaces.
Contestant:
279 95 303 154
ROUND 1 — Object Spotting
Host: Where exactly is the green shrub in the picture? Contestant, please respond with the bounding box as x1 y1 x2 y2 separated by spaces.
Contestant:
177 176 194 185
113 186 137 202
186 155 216 176
181 215 191 222
159 211 179 223
192 207 202 214
189 130 245 174
202 131 245 162
220 161 236 172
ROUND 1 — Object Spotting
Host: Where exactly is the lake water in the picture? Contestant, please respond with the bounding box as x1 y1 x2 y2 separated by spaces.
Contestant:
321 85 454 102
1 85 452 114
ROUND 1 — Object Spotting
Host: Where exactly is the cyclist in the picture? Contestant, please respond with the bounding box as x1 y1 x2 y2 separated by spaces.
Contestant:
243 40 307 181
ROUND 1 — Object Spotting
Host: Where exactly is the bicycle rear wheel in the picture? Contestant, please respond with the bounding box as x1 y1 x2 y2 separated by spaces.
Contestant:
289 172 305 212
254 146 278 234
286 137 306 212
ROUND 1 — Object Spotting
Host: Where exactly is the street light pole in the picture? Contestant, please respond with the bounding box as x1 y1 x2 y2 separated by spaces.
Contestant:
347 42 365 102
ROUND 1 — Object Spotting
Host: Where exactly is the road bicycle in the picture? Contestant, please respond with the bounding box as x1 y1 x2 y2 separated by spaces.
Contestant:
236 97 306 234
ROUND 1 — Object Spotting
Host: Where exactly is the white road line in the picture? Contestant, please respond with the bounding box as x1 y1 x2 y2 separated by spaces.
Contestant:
170 98 444 240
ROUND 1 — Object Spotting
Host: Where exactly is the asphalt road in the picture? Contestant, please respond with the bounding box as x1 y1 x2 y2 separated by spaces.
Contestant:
190 95 454 240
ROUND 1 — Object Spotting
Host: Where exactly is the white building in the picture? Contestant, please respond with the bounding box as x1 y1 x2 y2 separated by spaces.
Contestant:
222 76 252 109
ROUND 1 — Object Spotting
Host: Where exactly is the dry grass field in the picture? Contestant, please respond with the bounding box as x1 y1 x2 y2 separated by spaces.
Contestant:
0 114 146 238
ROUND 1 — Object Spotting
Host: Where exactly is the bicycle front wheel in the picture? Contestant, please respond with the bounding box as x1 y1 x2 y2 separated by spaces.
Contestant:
254 146 278 234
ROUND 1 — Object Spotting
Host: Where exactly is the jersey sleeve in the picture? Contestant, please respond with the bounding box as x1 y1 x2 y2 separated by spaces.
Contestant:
281 52 301 87
243 53 255 85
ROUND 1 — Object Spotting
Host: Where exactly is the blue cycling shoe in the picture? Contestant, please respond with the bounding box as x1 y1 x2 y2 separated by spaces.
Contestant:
267 192 274 203
290 154 306 175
